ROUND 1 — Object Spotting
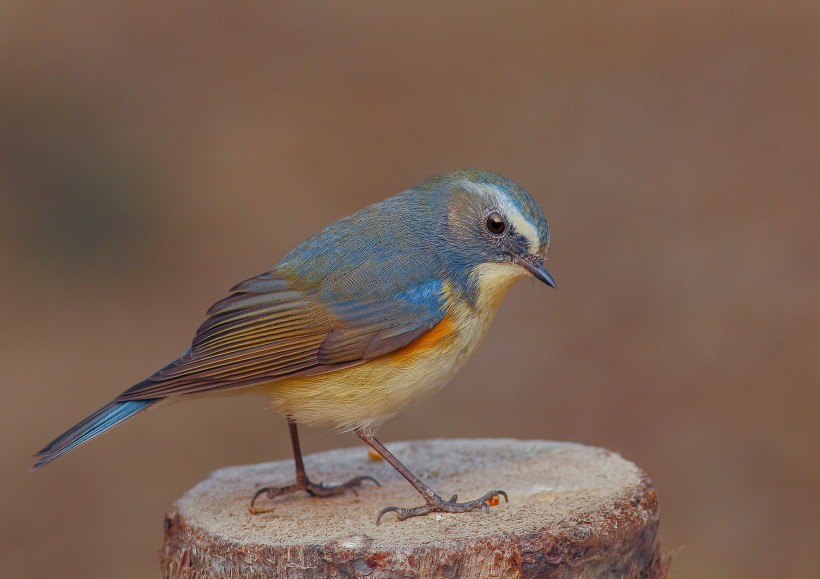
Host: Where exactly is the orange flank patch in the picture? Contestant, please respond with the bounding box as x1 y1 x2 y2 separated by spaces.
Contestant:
389 314 456 365
486 495 500 507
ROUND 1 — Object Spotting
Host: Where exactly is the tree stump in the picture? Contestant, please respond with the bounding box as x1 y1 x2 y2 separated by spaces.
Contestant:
161 439 668 578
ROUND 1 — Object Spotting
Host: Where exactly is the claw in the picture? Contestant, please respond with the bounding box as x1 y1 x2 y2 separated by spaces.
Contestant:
249 487 269 514
374 489 509 523
249 482 299 513
251 487 268 509
376 505 404 525
249 474 380 514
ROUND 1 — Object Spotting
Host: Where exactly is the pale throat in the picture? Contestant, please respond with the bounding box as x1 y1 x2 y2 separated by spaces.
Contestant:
468 262 528 313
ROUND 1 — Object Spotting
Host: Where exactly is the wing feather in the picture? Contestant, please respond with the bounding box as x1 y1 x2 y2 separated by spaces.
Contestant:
117 272 447 401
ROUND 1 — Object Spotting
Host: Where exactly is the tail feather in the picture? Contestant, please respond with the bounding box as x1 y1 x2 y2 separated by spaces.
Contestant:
33 400 155 469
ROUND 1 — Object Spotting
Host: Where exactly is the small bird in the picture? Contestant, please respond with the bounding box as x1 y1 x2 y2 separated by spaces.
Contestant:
34 169 555 522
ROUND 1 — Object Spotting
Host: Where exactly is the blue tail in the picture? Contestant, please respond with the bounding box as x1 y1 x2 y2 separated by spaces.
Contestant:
33 400 155 469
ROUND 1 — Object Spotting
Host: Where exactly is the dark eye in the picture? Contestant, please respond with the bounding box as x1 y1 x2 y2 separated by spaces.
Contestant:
486 212 506 235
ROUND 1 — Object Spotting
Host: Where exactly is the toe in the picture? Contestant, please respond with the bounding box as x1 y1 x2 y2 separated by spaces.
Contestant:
376 506 403 525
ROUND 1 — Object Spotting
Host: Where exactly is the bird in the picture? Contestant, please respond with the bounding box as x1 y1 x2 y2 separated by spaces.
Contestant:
33 168 555 523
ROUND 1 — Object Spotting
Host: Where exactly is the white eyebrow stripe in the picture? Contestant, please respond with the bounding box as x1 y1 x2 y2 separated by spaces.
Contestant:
503 202 540 253
460 180 539 254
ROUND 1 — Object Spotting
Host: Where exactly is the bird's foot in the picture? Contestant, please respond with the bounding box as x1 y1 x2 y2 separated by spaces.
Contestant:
249 475 380 514
376 489 508 524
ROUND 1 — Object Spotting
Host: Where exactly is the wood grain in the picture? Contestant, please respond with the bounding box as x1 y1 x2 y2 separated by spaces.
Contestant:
161 439 668 578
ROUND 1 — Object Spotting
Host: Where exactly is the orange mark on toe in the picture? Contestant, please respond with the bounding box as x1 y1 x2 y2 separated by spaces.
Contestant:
368 449 384 461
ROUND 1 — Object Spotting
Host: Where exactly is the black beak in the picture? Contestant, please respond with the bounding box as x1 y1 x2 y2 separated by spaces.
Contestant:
515 255 556 288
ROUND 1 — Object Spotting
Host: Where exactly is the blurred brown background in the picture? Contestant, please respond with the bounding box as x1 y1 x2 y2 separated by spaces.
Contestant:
1 2 818 577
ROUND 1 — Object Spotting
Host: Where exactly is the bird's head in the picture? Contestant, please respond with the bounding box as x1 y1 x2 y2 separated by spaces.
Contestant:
425 169 554 307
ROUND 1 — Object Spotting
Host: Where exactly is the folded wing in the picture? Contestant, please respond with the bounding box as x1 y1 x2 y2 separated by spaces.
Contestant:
117 272 447 400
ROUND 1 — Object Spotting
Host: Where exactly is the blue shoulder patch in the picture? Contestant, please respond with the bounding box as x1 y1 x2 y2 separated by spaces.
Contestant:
395 279 445 308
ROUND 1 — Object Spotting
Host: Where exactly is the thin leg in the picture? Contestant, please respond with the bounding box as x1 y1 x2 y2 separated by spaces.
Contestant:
288 418 309 486
355 428 508 524
249 418 379 514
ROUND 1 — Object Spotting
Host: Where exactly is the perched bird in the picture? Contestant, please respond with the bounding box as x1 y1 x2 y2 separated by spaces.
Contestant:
34 169 555 522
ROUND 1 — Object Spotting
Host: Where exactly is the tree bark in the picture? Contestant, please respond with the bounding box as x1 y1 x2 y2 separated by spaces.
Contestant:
161 439 669 578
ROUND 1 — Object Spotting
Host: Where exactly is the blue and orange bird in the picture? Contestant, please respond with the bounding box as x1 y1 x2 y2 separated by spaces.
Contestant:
34 169 555 522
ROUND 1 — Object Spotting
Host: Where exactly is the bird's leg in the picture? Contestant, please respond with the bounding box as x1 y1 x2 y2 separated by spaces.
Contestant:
355 428 508 524
249 418 379 514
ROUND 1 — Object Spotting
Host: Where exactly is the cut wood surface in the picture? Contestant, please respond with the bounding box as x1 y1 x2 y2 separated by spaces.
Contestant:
161 438 668 578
